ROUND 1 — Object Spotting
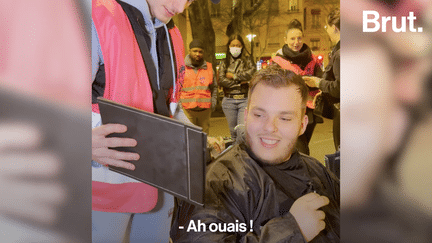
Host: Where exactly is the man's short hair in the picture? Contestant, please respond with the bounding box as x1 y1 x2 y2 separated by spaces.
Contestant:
248 65 309 113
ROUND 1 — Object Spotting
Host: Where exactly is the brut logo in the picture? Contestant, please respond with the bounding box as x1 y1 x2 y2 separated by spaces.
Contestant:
363 11 423 33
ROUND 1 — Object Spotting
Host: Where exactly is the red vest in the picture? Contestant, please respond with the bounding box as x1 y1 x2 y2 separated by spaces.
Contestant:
180 62 213 109
271 55 318 76
272 55 320 109
92 0 185 213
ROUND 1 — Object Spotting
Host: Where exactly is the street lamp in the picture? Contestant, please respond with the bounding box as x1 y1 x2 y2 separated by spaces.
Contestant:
246 34 256 42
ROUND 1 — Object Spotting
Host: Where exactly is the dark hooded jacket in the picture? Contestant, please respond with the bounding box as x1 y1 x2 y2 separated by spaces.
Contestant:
218 54 256 96
319 41 340 102
171 142 340 242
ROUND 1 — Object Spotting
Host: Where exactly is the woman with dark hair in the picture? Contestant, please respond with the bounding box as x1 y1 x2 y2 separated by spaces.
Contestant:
304 9 340 151
218 34 256 141
272 19 323 155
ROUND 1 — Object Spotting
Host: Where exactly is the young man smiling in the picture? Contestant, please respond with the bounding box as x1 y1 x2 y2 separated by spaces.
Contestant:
171 66 339 242
245 68 308 164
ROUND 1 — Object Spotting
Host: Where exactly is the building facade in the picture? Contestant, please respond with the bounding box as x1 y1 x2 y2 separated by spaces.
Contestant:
174 0 339 66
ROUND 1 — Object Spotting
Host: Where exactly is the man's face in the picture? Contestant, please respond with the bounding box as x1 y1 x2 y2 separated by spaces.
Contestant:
245 83 307 165
189 47 204 66
146 0 193 24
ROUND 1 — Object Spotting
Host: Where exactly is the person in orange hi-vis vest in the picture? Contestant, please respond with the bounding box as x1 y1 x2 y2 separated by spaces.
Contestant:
180 39 218 134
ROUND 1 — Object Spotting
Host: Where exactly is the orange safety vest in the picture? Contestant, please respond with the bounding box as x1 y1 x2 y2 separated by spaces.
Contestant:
180 62 213 109
272 55 320 109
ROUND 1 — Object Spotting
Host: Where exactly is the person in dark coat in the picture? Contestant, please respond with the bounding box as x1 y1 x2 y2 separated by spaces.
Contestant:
218 34 256 141
171 66 339 242
303 9 340 150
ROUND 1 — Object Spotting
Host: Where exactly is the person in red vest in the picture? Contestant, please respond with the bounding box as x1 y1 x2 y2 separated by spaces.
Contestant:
271 19 323 155
180 39 218 134
91 0 220 242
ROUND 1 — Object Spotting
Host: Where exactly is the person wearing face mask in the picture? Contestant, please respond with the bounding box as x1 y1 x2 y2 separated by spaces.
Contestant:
272 19 323 155
218 34 256 141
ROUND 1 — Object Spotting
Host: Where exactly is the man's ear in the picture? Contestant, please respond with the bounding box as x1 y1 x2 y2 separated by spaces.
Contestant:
299 113 308 136
244 108 248 123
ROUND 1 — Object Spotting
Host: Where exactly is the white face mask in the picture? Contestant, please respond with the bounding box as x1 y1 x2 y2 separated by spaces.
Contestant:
230 47 242 58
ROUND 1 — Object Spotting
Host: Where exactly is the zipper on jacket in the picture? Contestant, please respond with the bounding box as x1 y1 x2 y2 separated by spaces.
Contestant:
306 181 315 194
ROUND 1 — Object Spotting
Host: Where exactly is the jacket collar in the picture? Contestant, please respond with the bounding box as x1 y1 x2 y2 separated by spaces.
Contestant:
120 0 164 29
279 43 313 69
